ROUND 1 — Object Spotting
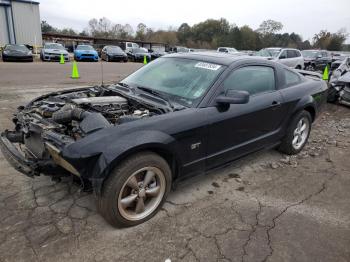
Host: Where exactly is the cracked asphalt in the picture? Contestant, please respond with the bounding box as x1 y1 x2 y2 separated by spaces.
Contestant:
0 62 349 262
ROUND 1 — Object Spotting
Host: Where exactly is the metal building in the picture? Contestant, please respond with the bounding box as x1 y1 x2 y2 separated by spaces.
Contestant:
0 0 42 47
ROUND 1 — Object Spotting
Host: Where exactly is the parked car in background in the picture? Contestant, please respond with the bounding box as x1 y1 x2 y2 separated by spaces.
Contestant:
127 48 151 62
330 55 349 75
41 43 69 62
2 44 33 62
217 47 239 54
0 52 327 228
256 48 304 69
124 42 139 53
168 46 191 53
101 46 128 62
74 45 99 62
149 49 167 60
302 50 332 71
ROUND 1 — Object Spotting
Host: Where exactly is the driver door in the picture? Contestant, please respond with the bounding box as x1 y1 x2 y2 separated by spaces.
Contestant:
205 65 287 169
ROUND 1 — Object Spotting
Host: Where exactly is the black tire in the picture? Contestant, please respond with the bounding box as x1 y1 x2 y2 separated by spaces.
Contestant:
295 65 302 70
98 151 172 228
278 110 312 155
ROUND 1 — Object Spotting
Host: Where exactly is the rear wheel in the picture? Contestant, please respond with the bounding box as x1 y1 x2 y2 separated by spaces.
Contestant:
98 152 172 227
278 110 312 155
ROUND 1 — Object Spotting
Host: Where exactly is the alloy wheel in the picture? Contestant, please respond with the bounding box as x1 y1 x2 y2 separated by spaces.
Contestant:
117 167 166 221
292 117 310 150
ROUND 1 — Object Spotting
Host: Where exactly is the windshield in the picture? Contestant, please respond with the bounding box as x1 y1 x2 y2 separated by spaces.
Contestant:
256 49 271 57
45 43 64 50
5 45 29 51
302 50 318 58
121 58 225 107
266 48 281 57
76 45 94 50
108 46 123 52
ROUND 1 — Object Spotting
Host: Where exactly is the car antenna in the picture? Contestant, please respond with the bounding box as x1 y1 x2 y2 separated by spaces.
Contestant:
100 56 104 86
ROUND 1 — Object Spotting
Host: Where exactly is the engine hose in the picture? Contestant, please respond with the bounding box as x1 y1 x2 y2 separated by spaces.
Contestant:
52 108 90 124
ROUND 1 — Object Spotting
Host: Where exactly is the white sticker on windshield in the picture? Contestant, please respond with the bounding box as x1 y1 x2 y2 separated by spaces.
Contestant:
195 62 221 71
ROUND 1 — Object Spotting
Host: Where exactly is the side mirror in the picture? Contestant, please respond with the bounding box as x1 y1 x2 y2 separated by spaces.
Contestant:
216 90 250 105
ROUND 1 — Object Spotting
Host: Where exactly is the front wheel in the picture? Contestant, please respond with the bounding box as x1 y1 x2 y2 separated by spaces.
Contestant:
98 152 172 227
278 110 312 155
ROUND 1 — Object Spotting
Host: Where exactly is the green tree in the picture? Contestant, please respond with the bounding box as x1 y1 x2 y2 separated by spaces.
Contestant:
257 19 283 35
135 23 147 40
239 25 257 50
41 21 57 33
177 23 192 44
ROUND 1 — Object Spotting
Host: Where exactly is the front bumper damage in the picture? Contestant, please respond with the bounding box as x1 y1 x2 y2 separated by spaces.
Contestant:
0 130 78 178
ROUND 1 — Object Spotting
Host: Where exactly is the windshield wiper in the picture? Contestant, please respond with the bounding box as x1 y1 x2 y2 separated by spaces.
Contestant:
136 85 174 109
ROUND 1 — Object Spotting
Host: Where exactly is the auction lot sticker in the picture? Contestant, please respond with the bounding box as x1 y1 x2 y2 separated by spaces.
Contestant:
195 62 221 71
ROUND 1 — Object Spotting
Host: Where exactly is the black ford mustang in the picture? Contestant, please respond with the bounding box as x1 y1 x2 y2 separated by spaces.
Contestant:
0 53 327 227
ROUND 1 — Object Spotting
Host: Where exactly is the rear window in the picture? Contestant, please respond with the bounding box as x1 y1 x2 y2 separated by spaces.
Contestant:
284 69 301 86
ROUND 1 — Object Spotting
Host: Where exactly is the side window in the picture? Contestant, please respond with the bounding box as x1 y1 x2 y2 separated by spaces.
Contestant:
127 43 132 47
295 51 301 57
279 50 287 59
287 50 296 58
223 66 275 96
284 69 301 86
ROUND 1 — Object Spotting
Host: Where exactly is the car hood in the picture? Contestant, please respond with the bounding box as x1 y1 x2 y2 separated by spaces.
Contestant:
75 50 98 55
304 57 316 62
109 52 126 55
44 49 68 55
4 50 31 56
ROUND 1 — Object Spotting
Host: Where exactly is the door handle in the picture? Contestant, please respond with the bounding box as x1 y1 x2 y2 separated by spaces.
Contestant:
270 101 282 109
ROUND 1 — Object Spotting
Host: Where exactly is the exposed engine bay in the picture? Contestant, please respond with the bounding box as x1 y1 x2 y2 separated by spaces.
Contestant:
2 85 168 176
13 86 165 139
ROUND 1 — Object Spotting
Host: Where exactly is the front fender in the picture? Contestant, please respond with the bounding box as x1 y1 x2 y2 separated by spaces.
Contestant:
61 129 178 193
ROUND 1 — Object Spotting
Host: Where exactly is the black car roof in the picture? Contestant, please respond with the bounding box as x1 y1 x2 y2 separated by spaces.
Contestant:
163 52 268 66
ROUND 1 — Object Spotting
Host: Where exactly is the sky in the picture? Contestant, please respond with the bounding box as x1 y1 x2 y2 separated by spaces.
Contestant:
40 0 350 43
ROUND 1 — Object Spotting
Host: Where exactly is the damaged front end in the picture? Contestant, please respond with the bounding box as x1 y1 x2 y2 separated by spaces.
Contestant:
328 58 350 106
0 85 167 180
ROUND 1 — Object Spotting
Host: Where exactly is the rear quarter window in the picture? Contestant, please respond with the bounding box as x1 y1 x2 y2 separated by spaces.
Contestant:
284 69 301 87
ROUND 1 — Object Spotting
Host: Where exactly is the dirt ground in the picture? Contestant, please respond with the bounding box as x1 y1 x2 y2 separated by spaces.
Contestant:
0 62 349 262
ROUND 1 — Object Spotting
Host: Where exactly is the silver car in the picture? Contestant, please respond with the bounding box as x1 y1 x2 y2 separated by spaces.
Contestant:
41 43 69 62
256 48 304 69
217 47 239 54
